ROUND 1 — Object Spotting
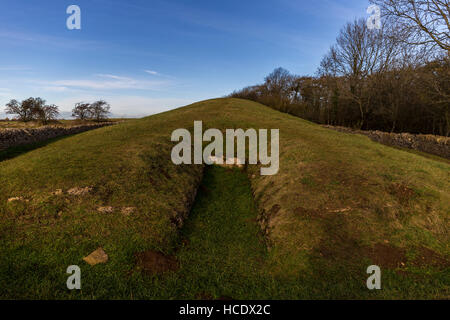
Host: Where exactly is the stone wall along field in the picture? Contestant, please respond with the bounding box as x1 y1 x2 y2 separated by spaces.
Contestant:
0 123 115 151
323 125 450 159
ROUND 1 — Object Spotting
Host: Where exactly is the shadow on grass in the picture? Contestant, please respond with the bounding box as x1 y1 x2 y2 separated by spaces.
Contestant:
0 134 76 162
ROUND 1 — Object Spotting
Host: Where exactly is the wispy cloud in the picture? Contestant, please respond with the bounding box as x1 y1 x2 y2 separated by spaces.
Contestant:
0 30 103 50
144 70 175 79
144 70 159 75
95 74 132 81
35 74 171 91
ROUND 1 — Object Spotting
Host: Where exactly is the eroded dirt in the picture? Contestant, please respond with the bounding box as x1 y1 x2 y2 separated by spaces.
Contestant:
388 183 416 204
366 243 407 269
135 250 179 275
412 246 450 269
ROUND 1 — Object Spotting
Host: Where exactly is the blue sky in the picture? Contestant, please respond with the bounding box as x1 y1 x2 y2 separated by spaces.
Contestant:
0 0 370 117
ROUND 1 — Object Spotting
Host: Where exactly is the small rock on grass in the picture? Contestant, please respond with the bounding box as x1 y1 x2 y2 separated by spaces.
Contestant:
121 207 136 216
83 247 108 266
97 206 114 213
207 156 244 168
7 197 28 203
51 189 63 196
67 187 92 196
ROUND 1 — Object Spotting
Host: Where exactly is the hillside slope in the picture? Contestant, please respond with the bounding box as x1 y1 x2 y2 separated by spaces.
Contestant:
0 98 448 299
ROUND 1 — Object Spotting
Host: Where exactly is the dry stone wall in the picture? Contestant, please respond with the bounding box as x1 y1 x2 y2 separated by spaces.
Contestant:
0 123 115 151
323 125 450 159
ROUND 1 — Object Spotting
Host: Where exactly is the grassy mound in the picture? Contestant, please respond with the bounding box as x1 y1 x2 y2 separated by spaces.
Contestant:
0 98 448 299
0 112 203 298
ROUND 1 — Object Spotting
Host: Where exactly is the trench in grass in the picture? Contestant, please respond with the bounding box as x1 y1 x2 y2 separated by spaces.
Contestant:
153 165 269 299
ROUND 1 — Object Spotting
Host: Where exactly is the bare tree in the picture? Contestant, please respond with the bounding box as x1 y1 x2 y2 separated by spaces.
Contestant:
5 99 30 122
37 104 60 124
229 12 449 135
263 67 294 112
5 97 46 122
89 100 111 122
371 0 450 51
72 102 92 120
318 18 399 128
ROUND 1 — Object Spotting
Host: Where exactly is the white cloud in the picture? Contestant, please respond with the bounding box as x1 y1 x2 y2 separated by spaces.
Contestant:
36 74 170 91
144 70 175 79
95 74 132 81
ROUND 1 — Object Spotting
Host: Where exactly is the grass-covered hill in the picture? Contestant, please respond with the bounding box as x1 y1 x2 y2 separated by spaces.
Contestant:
0 98 448 299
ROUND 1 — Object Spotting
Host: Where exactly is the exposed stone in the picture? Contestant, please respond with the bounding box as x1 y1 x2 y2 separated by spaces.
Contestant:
121 207 136 216
67 187 92 196
207 155 244 168
97 206 114 213
51 189 63 196
83 247 109 266
7 197 26 203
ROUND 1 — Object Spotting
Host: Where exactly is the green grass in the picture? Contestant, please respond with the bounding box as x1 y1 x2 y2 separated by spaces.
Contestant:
0 135 77 162
0 98 448 299
141 166 268 299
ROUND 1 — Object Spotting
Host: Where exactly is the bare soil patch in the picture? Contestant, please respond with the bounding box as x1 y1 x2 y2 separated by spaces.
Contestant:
135 250 179 275
366 243 407 269
412 246 450 269
388 183 416 204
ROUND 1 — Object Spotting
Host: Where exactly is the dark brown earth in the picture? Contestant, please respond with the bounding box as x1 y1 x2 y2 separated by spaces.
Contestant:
412 246 450 269
388 183 416 204
135 250 179 275
366 243 407 269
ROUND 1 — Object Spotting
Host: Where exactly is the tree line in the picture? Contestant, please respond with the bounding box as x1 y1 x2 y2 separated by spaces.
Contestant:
4 98 111 123
230 0 449 136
